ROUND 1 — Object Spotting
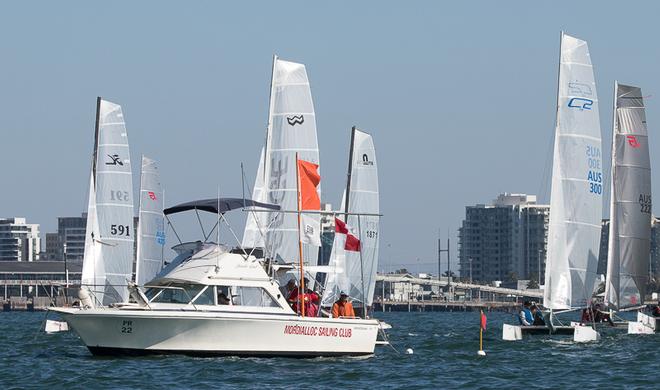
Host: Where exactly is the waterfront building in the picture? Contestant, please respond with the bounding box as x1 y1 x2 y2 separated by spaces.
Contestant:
44 233 59 261
598 217 660 280
0 260 81 299
55 214 87 262
458 193 549 284
0 218 40 261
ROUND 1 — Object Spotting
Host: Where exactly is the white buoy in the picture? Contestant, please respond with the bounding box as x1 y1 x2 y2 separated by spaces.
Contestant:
477 350 486 356
405 348 414 355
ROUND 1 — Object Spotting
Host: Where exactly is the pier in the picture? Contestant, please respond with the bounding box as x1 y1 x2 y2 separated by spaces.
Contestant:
374 273 542 312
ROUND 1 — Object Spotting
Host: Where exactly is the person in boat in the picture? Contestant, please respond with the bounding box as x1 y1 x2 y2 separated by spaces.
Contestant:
284 279 299 311
301 278 320 317
217 292 230 305
651 301 660 317
332 292 356 318
518 301 534 326
592 303 614 326
580 307 593 324
287 278 319 316
531 304 545 326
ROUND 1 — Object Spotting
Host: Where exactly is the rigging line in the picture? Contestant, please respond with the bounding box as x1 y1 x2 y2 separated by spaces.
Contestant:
165 215 183 245
195 208 207 239
241 160 268 248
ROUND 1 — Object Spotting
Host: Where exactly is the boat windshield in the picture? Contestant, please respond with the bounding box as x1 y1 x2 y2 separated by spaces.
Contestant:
146 283 205 304
144 284 281 308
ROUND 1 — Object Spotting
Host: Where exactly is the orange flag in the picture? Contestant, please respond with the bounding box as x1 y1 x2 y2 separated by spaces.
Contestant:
297 159 321 211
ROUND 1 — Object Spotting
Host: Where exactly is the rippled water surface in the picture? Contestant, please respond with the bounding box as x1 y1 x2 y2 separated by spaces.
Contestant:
1 311 657 389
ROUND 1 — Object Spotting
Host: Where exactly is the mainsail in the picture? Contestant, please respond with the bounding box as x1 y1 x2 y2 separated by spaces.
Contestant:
263 56 321 265
604 83 652 309
322 128 380 307
81 98 135 306
242 147 266 248
136 156 166 286
543 33 603 310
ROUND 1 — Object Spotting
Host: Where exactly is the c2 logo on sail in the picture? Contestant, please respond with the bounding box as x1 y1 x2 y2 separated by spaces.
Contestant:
568 98 593 110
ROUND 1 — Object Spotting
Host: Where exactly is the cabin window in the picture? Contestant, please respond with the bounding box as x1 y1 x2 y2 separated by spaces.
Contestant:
193 286 215 305
217 286 231 305
231 287 279 308
149 283 205 304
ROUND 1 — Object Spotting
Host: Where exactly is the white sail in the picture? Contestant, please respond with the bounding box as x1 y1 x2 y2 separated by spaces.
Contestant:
543 33 603 310
242 147 266 248
81 98 135 306
264 56 321 266
604 83 651 309
136 156 166 286
81 171 100 297
322 129 380 307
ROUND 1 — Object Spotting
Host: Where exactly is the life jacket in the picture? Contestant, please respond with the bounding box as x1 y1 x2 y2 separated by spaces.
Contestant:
519 308 533 325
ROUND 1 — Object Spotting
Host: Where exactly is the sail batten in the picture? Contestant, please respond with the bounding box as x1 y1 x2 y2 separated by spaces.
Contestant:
604 83 651 310
543 33 603 310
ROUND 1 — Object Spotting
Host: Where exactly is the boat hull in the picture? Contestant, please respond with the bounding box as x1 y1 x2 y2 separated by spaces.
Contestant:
52 308 380 357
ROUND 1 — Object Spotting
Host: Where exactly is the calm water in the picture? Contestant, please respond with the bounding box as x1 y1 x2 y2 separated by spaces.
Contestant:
0 310 657 389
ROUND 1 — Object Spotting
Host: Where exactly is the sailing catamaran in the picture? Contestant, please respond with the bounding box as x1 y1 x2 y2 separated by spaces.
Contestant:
503 32 603 342
322 127 380 316
603 83 657 334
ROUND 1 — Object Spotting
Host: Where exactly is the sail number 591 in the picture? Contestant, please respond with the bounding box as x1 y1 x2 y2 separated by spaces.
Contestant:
111 224 131 236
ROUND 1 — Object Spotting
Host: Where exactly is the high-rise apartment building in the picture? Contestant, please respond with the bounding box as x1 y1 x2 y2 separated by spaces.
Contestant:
0 218 40 261
458 193 549 283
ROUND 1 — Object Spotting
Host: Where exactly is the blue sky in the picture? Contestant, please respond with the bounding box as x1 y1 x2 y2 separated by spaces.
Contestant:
2 1 660 273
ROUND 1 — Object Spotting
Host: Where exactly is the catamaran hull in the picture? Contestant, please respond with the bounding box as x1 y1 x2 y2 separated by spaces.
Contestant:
52 309 380 357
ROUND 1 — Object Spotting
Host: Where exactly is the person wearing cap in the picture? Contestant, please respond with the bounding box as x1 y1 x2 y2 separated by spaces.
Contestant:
332 292 356 318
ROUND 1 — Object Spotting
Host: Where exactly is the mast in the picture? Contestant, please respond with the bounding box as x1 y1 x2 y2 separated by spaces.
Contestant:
135 154 145 283
93 96 101 188
605 81 619 309
544 32 563 306
344 126 357 216
295 152 306 317
263 55 277 185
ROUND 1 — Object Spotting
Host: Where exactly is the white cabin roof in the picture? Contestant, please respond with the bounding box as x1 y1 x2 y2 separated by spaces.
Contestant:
151 245 271 286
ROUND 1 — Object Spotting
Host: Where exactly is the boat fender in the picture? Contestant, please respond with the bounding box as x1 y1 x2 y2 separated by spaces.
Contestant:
78 288 94 309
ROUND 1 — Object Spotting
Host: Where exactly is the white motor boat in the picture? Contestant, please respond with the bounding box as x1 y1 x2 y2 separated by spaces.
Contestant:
52 198 382 357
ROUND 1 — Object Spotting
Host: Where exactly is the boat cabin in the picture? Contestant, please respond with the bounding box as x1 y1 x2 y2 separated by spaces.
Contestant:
142 244 294 314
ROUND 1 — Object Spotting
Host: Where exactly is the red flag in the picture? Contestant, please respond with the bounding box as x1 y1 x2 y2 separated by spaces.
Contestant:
480 311 487 331
335 218 361 251
297 159 321 211
345 233 361 252
335 218 348 234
